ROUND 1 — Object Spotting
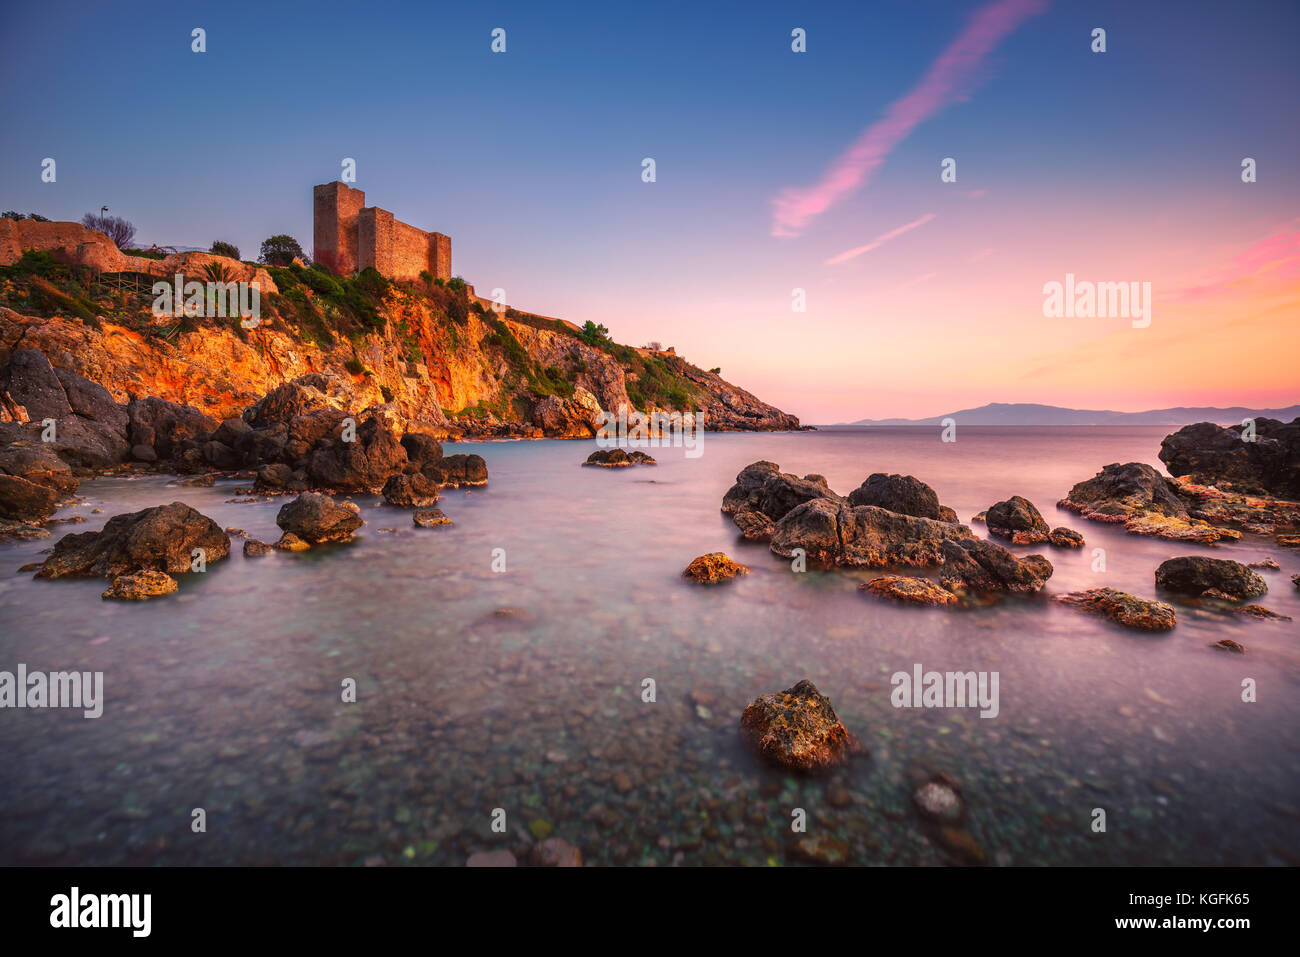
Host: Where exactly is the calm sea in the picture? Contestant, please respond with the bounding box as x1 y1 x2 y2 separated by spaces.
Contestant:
1 427 1296 865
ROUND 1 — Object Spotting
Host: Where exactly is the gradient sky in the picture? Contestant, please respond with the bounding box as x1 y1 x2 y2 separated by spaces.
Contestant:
2 0 1297 422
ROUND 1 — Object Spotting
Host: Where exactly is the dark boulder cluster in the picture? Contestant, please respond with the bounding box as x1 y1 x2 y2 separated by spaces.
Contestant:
1159 417 1300 499
1057 461 1237 544
0 351 489 534
720 462 1053 599
983 494 1083 548
583 448 657 468
239 378 485 495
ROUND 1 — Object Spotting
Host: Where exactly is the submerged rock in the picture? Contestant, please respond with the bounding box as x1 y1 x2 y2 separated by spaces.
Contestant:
1154 556 1267 601
683 552 749 584
1048 526 1085 548
35 502 229 579
789 834 852 866
274 532 311 551
859 576 958 606
1230 604 1291 621
847 473 959 523
243 539 273 557
466 850 516 868
739 679 859 773
412 507 452 528
1053 588 1176 632
1247 557 1280 570
1210 638 1246 654
912 774 966 825
528 838 583 867
102 570 178 601
985 495 1050 544
276 492 363 544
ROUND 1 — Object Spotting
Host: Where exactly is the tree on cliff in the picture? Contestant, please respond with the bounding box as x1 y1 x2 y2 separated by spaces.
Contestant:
81 212 136 249
210 240 240 260
258 234 304 267
579 320 610 347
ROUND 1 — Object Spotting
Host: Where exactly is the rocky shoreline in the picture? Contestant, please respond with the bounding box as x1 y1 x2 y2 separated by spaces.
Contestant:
3 343 1297 864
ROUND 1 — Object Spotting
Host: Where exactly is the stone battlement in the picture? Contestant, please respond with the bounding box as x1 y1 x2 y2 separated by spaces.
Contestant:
313 182 450 281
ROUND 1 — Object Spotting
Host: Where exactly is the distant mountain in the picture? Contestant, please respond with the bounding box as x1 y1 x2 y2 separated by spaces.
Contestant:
837 402 1300 427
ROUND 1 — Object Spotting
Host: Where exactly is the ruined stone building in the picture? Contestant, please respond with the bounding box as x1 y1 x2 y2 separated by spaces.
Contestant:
312 182 450 281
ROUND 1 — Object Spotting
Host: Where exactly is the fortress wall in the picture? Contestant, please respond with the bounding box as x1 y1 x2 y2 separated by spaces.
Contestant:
314 182 451 281
312 182 364 276
430 232 451 281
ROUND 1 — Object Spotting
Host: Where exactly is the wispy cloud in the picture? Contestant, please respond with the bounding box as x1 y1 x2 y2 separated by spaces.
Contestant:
825 213 936 264
897 271 939 291
1169 221 1300 304
770 0 1047 237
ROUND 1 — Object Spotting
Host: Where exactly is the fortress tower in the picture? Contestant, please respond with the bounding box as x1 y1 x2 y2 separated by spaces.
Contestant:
312 182 450 281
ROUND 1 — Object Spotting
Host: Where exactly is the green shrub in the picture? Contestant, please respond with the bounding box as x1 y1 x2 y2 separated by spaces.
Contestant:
210 240 240 259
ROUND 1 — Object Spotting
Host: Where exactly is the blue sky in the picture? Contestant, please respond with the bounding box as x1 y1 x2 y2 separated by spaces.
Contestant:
2 0 1297 420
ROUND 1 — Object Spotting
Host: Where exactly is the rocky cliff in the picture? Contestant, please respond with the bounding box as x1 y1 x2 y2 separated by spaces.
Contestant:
0 227 799 440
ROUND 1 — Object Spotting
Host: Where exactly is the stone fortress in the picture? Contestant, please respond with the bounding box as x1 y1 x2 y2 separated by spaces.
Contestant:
312 182 450 282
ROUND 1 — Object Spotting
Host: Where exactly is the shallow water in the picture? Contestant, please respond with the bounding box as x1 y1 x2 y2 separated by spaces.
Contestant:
1 426 1297 866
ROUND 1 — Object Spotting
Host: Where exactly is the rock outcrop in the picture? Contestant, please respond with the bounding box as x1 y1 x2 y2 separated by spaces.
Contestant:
583 448 656 468
937 538 1053 594
102 569 179 601
1159 418 1300 499
846 473 958 523
683 552 749 584
1053 588 1176 631
721 461 841 524
739 679 859 773
35 502 229 579
381 472 439 507
859 576 958 606
1058 462 1238 544
770 499 977 568
275 492 363 544
1154 556 1268 601
985 495 1050 544
531 387 603 438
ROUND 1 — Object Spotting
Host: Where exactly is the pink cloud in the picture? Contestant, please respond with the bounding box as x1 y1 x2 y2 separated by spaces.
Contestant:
825 213 936 264
770 0 1047 237
1171 221 1300 303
